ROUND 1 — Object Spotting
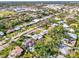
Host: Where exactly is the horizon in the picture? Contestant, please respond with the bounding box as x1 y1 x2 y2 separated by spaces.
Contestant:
0 1 79 3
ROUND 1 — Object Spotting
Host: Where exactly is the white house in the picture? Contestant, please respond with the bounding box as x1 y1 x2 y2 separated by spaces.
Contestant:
0 31 4 36
67 33 77 39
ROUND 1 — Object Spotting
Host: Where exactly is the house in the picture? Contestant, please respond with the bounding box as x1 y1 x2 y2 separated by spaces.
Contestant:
28 46 35 52
37 34 43 40
8 46 23 58
32 34 43 40
57 55 65 58
40 30 48 35
14 26 22 31
59 45 71 55
67 33 77 39
64 28 75 32
33 19 40 23
62 38 76 47
51 23 58 27
63 38 69 42
0 31 4 36
32 34 38 40
54 17 61 20
24 39 34 47
42 30 48 35
32 30 48 40
6 29 14 33
63 24 69 28
57 20 65 24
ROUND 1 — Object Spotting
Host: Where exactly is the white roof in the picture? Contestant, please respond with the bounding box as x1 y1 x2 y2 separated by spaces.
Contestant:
33 19 40 23
67 33 77 39
59 47 70 55
32 34 42 40
51 23 58 27
57 21 64 24
57 55 65 58
28 47 35 52
63 24 69 28
14 26 21 30
32 34 38 40
55 17 61 20
65 28 75 32
42 30 48 34
0 32 4 36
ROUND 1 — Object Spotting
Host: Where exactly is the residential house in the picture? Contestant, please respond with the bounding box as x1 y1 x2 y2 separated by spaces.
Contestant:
8 46 23 58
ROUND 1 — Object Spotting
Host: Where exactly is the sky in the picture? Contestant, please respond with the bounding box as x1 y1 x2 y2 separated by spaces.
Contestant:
0 0 79 1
